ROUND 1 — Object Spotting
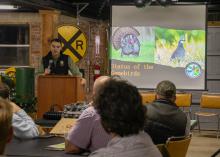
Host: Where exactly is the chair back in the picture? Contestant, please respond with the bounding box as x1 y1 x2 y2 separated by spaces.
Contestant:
175 93 192 107
140 92 156 104
166 134 192 157
200 93 220 109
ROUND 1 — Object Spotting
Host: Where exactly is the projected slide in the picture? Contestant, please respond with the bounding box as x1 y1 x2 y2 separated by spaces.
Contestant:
111 27 155 63
155 27 205 70
111 26 205 89
111 5 206 90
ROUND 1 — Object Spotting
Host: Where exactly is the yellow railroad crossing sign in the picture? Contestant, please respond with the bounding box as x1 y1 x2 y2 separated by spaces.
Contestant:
58 25 87 63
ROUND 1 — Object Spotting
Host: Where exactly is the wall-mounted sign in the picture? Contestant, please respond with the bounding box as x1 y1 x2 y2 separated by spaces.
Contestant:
58 25 87 63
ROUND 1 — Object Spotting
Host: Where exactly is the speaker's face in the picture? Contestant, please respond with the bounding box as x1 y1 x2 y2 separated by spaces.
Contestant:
50 41 62 59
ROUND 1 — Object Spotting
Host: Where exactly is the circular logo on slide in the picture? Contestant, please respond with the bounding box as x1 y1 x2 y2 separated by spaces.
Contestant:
185 62 202 79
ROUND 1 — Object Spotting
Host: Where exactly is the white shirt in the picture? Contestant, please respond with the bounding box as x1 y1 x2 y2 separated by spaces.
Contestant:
12 109 39 139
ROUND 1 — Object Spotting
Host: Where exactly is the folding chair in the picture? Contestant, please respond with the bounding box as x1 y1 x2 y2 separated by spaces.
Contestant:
195 93 220 138
175 93 192 119
140 92 156 104
166 134 192 157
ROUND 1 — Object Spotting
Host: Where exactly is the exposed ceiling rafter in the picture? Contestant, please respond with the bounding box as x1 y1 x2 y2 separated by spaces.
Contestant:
0 0 220 20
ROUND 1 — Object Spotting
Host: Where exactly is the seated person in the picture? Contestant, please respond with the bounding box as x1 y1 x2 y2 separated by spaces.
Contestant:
38 38 82 76
89 78 161 157
0 98 13 154
65 76 111 154
0 82 39 139
144 80 190 144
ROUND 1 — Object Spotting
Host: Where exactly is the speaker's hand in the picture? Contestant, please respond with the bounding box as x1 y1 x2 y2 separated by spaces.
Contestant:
44 68 51 75
80 78 86 86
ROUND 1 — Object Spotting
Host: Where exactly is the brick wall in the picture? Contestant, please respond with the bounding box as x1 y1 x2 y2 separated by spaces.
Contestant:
0 12 109 100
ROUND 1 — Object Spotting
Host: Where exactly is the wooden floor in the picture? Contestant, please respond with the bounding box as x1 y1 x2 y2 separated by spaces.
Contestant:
187 130 220 157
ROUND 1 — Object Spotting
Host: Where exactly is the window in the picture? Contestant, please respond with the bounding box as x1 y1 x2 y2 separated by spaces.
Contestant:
0 24 29 66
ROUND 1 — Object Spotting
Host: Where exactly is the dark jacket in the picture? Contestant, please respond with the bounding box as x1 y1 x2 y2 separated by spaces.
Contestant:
144 99 187 144
42 51 69 75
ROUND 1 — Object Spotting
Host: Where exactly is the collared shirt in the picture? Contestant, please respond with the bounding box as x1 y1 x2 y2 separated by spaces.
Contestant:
89 131 162 157
67 106 111 152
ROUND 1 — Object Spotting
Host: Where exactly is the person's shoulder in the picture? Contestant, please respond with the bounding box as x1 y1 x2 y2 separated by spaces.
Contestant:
60 52 69 58
79 106 97 119
138 131 153 142
42 52 52 61
145 102 155 110
67 55 74 63
89 146 113 157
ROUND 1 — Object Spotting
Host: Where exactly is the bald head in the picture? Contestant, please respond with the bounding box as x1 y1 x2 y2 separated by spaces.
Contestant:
93 76 110 96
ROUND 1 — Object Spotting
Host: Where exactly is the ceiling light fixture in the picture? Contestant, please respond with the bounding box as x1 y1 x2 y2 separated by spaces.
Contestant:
156 0 173 6
135 0 152 8
0 5 18 10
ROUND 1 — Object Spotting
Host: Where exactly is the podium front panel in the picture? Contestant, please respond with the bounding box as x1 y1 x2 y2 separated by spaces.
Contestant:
37 75 85 118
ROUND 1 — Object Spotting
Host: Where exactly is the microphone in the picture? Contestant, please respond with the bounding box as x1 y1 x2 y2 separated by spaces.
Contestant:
48 60 53 69
47 60 54 74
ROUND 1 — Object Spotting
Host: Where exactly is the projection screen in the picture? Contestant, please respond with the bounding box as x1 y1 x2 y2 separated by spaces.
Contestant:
110 5 206 90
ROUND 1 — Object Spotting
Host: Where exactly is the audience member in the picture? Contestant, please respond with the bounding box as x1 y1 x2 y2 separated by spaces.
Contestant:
65 76 111 154
0 98 13 154
89 78 161 157
144 80 190 144
0 82 39 139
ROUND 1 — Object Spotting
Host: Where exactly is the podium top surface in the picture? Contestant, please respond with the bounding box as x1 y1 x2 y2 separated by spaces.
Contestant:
38 75 81 78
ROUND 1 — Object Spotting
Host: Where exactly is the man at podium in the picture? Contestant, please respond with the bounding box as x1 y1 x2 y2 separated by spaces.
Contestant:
38 38 82 76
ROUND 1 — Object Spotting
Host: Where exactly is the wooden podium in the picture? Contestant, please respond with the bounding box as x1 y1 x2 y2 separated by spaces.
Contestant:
37 75 85 118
